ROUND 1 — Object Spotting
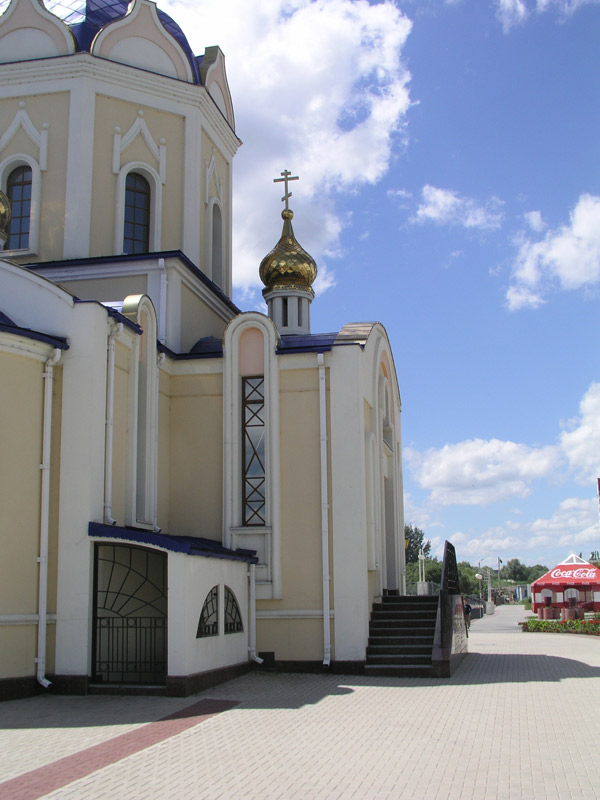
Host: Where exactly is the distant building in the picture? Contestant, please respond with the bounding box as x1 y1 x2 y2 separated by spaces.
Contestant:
0 0 405 699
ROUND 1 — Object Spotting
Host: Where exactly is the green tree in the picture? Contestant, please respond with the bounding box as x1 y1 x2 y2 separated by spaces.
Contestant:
503 558 529 582
526 564 548 582
405 557 441 585
457 561 480 595
404 524 431 564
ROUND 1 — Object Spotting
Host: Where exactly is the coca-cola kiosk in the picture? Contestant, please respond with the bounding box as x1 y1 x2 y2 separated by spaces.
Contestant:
531 554 600 618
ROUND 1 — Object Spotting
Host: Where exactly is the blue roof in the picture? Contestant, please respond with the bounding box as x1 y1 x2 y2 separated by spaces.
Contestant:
37 0 201 83
89 521 258 563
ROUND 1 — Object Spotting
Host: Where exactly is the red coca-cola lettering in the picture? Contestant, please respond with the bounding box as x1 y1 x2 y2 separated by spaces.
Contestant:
550 567 597 580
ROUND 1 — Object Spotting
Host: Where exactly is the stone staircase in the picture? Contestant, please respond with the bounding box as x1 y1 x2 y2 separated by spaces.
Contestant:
364 595 438 678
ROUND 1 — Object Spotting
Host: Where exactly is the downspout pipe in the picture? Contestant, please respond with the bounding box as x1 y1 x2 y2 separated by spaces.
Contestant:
248 564 263 664
104 322 123 526
37 347 62 689
318 353 332 667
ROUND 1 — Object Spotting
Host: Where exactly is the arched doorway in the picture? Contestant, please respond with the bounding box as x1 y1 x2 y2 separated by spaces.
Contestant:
92 543 167 684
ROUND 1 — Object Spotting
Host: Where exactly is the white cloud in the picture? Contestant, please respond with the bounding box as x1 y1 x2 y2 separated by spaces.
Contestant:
495 0 600 30
495 0 528 31
560 383 600 484
524 210 545 233
412 185 503 230
505 284 545 311
507 194 600 309
164 0 412 290
405 438 560 506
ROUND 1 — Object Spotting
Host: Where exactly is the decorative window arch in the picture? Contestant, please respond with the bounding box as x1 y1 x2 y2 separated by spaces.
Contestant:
0 155 41 254
115 163 162 254
196 586 219 638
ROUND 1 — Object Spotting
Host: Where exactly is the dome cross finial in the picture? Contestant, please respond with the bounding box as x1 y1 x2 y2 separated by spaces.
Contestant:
274 169 299 211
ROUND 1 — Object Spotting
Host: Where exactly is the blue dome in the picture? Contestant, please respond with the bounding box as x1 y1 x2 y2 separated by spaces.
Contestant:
40 0 201 83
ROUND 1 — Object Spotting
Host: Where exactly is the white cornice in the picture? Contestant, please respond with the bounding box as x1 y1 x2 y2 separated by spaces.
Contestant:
0 332 57 360
32 255 237 324
0 54 241 158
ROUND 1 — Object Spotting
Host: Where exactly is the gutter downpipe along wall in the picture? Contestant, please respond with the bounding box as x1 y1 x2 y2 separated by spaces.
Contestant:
37 347 62 688
248 564 263 663
104 322 123 526
318 353 331 667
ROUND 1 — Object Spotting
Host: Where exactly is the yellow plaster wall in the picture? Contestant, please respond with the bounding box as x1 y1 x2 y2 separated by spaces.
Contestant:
256 618 324 661
0 93 70 263
59 275 148 303
168 372 223 538
0 353 44 678
0 627 38 679
90 96 185 256
179 284 228 352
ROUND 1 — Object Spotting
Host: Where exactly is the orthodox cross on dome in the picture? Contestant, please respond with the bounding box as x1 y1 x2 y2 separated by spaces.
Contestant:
273 169 299 211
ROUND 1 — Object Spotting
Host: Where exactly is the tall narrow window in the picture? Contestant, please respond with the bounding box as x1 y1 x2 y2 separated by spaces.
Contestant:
242 376 266 526
6 166 32 250
123 172 150 254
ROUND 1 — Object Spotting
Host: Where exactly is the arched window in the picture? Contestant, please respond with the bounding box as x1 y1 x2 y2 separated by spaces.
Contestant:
224 587 243 634
123 172 150 254
6 166 32 250
197 586 219 638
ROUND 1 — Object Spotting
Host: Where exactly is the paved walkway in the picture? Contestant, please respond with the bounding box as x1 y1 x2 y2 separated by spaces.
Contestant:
2 605 600 799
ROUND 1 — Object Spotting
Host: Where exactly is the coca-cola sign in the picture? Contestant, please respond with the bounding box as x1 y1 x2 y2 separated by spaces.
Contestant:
550 567 598 580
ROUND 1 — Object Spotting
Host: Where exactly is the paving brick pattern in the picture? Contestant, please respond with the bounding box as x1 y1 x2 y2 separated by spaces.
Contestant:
2 605 600 799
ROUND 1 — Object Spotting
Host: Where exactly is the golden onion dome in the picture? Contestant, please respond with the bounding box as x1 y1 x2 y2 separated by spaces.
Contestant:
259 208 317 295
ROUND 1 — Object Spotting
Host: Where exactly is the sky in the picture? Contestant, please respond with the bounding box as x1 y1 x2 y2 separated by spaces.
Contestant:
28 0 599 569
160 0 600 570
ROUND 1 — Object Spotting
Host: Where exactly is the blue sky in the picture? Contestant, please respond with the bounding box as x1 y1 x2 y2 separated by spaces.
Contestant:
165 0 600 568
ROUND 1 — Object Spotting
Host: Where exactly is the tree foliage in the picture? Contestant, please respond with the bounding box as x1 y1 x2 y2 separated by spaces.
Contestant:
503 558 548 583
405 557 441 585
404 524 431 564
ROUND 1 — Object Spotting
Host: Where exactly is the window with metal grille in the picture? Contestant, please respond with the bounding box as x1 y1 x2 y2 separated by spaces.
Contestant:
6 166 32 250
242 376 266 526
196 586 219 638
224 587 243 634
123 172 150 254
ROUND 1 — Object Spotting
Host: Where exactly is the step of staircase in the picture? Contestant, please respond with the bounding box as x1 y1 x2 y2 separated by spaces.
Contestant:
365 595 438 678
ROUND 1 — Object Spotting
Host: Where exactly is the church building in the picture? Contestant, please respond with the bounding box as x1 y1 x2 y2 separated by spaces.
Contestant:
0 0 405 699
